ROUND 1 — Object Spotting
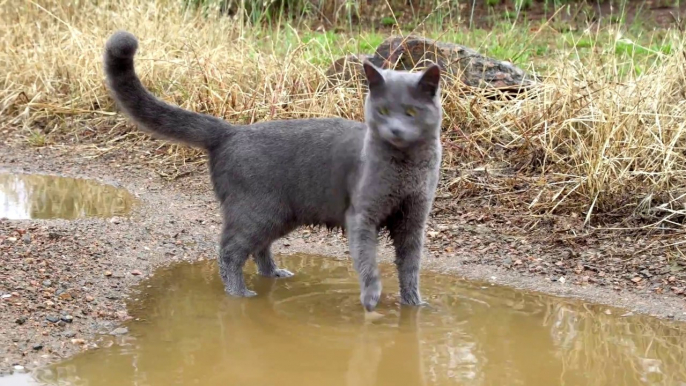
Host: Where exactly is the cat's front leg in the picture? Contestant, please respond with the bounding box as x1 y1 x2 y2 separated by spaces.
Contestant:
389 196 431 307
346 210 382 312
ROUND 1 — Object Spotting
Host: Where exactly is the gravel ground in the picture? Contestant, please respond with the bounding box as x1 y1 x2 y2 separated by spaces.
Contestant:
1 141 685 375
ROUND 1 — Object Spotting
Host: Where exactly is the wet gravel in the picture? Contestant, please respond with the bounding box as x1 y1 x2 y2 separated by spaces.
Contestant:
1 141 685 375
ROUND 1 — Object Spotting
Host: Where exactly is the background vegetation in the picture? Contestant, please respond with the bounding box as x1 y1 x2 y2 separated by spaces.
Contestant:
1 0 685 233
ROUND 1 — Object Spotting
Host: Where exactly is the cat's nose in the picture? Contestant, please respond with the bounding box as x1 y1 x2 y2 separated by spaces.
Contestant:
390 128 402 137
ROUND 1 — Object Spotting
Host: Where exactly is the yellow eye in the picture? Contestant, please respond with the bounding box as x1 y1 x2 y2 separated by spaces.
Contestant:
378 107 389 115
405 107 417 117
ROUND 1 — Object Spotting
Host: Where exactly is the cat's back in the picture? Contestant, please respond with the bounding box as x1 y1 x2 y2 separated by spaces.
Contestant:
217 117 364 161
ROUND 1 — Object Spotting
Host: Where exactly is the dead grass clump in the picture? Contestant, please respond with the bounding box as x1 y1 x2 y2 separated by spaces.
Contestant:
1 0 685 230
442 46 686 229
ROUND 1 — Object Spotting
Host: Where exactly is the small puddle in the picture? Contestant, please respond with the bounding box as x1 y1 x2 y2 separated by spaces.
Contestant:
7 254 686 386
0 172 135 220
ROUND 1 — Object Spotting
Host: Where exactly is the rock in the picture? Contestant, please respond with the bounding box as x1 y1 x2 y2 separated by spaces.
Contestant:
59 292 72 301
32 343 43 350
61 315 73 323
326 35 535 95
131 270 142 276
70 339 85 345
22 233 31 244
62 331 77 338
46 315 60 323
85 295 94 302
104 271 113 277
42 280 52 287
15 317 27 325
325 54 383 86
110 327 129 336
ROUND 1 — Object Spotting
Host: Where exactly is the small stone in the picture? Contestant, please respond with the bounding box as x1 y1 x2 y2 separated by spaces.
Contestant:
42 280 52 287
8 237 17 242
61 315 73 323
631 277 642 283
45 300 54 307
46 315 59 323
85 296 94 302
32 343 43 350
131 270 142 276
283 241 291 247
621 312 634 317
13 365 26 373
15 317 27 325
71 339 85 345
604 309 612 315
668 276 676 282
22 233 31 244
558 277 566 284
110 327 129 336
104 271 112 277
62 331 76 338
59 292 72 301
1 294 11 299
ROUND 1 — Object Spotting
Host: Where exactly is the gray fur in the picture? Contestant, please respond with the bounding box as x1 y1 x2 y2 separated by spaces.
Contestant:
103 30 442 311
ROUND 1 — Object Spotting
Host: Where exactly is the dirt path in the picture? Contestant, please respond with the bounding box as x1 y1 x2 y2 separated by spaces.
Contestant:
1 141 685 375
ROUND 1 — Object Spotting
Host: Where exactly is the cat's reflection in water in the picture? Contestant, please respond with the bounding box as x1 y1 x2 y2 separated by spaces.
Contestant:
346 306 427 386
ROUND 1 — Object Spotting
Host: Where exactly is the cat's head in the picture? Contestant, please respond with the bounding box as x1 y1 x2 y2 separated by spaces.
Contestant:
362 61 442 149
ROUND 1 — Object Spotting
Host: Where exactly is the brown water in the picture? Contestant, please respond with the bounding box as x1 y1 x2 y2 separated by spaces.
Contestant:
10 254 686 386
0 172 135 220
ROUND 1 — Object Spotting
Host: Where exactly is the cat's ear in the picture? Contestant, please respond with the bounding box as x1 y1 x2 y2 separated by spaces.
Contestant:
416 63 441 97
363 60 385 90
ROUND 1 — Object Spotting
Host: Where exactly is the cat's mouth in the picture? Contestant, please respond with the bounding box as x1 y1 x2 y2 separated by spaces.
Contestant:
386 137 410 148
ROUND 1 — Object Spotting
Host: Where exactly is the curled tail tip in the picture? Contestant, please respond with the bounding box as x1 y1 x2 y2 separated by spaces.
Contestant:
105 30 138 59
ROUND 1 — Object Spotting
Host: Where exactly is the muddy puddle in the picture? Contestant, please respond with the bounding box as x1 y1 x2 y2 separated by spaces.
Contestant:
6 254 686 386
0 172 134 220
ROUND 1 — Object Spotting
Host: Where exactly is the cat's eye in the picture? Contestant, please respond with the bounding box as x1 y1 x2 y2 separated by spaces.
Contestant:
405 107 417 117
377 107 389 116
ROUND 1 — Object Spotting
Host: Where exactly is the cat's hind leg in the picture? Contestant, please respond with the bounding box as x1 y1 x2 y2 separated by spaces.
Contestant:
253 244 294 278
218 225 255 297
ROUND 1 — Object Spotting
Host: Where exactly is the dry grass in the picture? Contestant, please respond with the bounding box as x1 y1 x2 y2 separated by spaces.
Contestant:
1 0 685 231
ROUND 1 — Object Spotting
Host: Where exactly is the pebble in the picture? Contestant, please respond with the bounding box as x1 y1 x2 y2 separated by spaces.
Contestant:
46 315 60 323
15 317 27 325
61 315 74 323
13 365 26 373
43 280 52 287
62 331 77 338
105 271 113 277
59 292 72 301
131 270 142 276
22 233 31 244
32 344 43 351
110 327 129 336
85 296 94 302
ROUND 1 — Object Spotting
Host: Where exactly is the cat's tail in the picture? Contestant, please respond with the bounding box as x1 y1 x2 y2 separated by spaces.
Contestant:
103 30 230 150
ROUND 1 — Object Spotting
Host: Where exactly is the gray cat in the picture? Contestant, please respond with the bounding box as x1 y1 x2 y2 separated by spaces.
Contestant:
103 31 442 312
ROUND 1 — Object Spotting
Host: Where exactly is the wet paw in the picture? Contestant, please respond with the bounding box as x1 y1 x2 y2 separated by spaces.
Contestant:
360 279 382 312
225 288 257 298
260 268 294 278
400 295 426 307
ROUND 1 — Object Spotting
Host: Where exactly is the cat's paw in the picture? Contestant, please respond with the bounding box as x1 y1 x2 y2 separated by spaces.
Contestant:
400 293 427 307
273 268 295 278
225 287 257 298
260 268 294 278
360 279 382 312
